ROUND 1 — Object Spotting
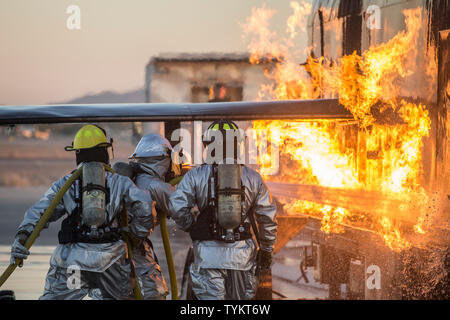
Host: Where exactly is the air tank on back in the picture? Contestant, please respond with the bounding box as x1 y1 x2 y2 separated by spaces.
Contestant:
81 162 107 228
217 164 242 242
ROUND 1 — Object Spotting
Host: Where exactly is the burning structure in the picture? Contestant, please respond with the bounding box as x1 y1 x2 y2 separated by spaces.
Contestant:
145 52 268 103
69 1 450 299
242 0 449 299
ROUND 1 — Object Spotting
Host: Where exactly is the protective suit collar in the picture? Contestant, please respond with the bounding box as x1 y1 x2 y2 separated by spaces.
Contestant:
134 157 170 180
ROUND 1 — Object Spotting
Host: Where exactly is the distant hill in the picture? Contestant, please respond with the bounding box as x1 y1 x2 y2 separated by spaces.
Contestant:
52 87 146 104
43 87 147 136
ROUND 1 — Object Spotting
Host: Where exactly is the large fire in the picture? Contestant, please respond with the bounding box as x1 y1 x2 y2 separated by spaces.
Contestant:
243 3 439 251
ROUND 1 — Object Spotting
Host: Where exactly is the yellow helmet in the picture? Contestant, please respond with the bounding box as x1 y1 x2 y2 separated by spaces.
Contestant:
65 124 112 151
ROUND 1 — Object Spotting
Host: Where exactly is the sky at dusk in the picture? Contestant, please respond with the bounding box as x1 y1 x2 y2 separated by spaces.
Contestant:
0 0 310 105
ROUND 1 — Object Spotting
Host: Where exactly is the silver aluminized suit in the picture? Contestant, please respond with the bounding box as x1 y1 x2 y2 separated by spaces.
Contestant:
16 170 154 300
168 164 277 300
131 158 174 299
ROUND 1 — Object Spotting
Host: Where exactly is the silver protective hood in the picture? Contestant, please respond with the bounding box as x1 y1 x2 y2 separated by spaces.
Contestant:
16 171 154 272
129 134 172 159
168 164 277 270
133 157 171 181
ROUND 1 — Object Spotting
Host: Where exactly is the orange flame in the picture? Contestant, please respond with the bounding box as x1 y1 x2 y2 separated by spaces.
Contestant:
243 3 436 251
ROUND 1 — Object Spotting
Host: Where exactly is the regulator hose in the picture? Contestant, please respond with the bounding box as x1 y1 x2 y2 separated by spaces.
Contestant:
158 212 177 300
0 166 83 288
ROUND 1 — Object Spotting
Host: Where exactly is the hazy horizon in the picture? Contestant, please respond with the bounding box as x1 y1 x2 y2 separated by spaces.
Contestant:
0 0 310 105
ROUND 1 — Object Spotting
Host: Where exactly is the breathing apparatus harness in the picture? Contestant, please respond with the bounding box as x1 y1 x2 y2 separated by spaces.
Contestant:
189 119 251 243
59 124 123 244
58 163 122 244
189 164 252 243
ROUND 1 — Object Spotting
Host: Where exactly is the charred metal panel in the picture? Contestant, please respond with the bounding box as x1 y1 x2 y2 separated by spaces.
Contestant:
436 29 450 214
425 0 450 46
348 258 365 299
313 245 350 284
339 0 362 55
164 120 181 148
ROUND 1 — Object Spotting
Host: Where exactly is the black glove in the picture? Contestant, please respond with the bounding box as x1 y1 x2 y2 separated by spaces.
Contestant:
112 162 136 179
257 249 273 270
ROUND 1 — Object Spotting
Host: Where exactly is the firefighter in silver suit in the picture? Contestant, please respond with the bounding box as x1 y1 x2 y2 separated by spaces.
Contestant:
168 120 278 300
9 124 155 300
124 133 181 299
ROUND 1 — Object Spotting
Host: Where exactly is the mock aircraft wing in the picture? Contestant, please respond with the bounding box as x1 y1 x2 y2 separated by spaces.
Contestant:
0 99 352 124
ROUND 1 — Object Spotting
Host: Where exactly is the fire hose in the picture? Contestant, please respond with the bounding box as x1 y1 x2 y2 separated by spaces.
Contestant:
118 209 143 300
161 175 184 300
0 165 83 288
